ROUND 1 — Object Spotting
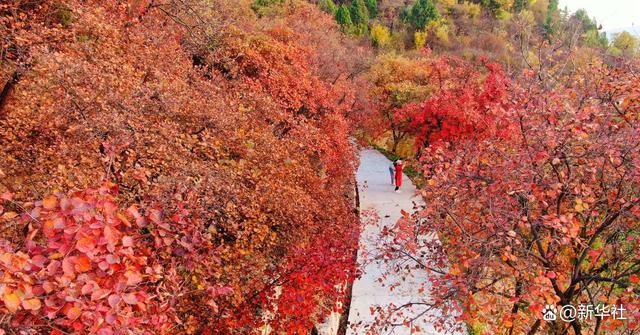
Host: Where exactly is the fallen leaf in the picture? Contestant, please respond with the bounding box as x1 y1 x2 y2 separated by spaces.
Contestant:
43 195 58 210
65 305 81 320
74 255 92 272
76 235 96 253
123 293 138 305
22 298 42 311
122 236 134 247
3 292 21 312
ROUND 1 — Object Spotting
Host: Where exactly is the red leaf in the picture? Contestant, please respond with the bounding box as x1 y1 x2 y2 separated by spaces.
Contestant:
65 305 81 320
76 235 96 253
91 289 111 301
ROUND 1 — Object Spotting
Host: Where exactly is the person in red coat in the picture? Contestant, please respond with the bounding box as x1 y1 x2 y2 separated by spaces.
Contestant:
394 159 404 192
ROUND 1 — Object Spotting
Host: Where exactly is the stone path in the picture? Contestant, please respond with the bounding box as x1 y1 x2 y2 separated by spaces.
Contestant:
345 149 464 335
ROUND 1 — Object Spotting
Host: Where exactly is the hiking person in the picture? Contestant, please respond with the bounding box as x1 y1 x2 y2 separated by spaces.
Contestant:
389 160 396 186
394 159 403 192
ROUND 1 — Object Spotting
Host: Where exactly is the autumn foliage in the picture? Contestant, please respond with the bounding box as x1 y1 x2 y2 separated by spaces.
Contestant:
0 185 206 333
1 0 365 333
407 56 511 150
379 58 640 334
2 0 639 334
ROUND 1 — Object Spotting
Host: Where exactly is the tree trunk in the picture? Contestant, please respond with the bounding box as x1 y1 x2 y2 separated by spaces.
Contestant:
391 138 399 154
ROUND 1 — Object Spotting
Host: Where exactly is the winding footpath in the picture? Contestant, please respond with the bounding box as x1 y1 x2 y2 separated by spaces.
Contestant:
345 149 465 335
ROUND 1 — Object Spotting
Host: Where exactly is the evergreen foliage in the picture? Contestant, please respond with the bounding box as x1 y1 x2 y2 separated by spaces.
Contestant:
335 4 353 28
406 0 440 30
349 0 370 26
365 0 378 18
543 0 559 39
318 0 338 15
512 0 528 13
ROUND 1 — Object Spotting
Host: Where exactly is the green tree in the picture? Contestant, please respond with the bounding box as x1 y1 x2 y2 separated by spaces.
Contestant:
406 0 440 30
482 0 501 15
318 0 337 15
349 0 370 35
512 0 528 13
610 31 639 57
572 8 607 48
335 4 353 29
584 29 608 49
365 0 378 18
349 0 370 25
400 6 410 22
251 0 285 14
543 0 559 39
574 8 596 31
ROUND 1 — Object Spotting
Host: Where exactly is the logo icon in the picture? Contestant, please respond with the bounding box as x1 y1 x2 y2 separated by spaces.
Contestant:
542 304 558 321
560 305 577 322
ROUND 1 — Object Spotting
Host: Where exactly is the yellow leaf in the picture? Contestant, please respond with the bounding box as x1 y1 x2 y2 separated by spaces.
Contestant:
49 252 63 260
569 220 581 238
1 212 18 220
3 292 21 313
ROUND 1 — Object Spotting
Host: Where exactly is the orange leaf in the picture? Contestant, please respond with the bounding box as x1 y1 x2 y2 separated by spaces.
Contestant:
1 212 17 220
76 235 96 253
2 292 20 313
22 297 41 311
43 195 58 210
43 220 55 237
104 225 119 246
62 257 75 276
65 305 81 320
74 255 92 272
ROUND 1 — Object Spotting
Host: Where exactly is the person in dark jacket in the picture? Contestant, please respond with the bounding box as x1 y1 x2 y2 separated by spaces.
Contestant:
389 160 396 186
